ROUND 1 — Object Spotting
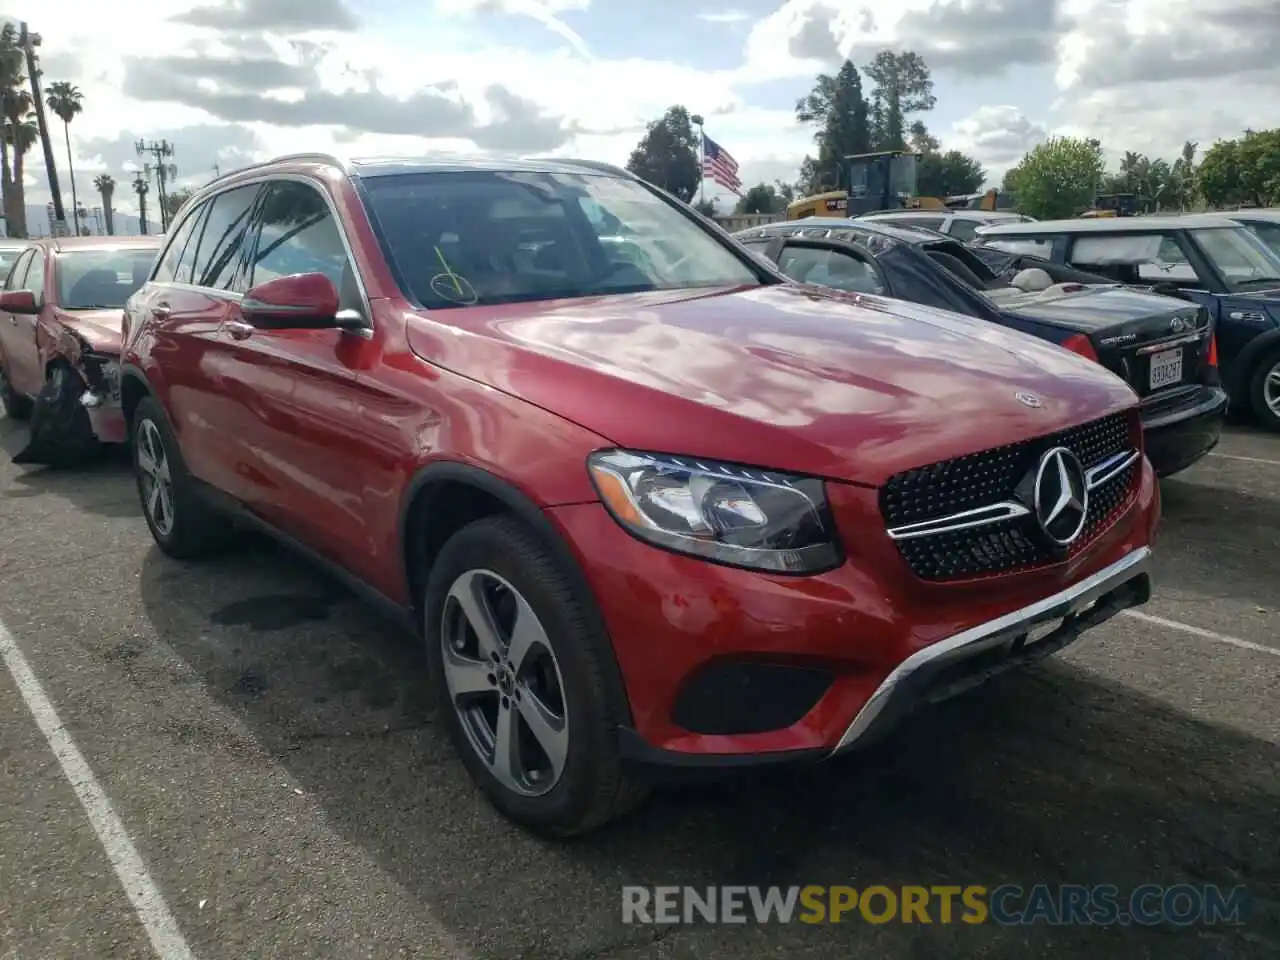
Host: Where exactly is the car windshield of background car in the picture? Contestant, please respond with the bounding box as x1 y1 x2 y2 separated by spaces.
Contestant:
56 248 160 309
1192 226 1280 290
360 170 763 309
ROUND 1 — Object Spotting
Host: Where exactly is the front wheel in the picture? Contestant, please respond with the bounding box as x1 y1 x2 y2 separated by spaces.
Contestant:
131 396 230 558
1247 348 1280 432
423 515 649 836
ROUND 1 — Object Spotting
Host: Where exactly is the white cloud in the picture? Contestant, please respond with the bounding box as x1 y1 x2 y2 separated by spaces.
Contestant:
697 9 754 24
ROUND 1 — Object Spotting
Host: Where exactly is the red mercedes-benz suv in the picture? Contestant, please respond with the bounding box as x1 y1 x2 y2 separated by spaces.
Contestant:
119 155 1160 836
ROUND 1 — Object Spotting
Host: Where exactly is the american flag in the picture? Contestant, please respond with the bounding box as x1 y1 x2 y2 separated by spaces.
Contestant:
701 134 742 194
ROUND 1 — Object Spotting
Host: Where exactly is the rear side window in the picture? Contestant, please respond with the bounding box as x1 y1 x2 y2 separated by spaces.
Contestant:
776 245 885 294
246 181 350 292
948 219 979 241
152 205 205 284
186 185 261 291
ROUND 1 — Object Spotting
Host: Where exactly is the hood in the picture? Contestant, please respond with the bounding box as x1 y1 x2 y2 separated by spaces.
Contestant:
404 284 1138 487
1002 286 1200 333
55 308 124 354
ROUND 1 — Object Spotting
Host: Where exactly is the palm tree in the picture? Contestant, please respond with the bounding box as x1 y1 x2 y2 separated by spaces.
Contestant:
94 173 115 235
46 81 83 235
2 116 37 237
0 23 31 237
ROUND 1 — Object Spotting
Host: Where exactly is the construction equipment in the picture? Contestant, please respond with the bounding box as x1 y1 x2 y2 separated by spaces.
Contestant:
785 150 1002 220
1079 193 1139 218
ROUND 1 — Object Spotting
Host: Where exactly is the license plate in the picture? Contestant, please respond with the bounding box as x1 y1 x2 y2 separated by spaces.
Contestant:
1148 348 1183 390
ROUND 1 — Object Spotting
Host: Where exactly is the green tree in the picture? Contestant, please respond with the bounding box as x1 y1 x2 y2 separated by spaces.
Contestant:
917 150 986 198
1234 129 1280 206
864 51 936 151
1004 136 1105 219
164 186 193 218
1197 139 1243 208
734 183 785 215
795 60 871 190
625 106 701 202
93 173 115 235
45 81 83 235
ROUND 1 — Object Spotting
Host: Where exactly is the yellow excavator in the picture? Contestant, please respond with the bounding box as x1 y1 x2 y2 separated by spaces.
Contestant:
785 150 1004 220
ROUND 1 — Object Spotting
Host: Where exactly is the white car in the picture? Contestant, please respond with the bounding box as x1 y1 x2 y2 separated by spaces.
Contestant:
857 209 1034 242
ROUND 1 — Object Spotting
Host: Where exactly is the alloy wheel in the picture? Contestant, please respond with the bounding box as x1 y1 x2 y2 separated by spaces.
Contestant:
136 418 175 537
441 568 570 797
1264 359 1280 418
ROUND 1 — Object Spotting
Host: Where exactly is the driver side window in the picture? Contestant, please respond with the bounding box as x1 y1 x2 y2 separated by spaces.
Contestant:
777 244 885 295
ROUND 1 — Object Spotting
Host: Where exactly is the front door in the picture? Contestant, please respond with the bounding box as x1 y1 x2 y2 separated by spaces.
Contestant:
206 177 377 568
7 248 48 394
0 248 35 395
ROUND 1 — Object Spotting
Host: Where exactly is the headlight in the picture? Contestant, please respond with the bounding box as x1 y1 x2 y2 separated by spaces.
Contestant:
586 450 842 574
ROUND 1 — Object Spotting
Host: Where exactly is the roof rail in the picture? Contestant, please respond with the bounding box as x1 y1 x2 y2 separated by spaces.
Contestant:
556 158 635 178
196 152 346 191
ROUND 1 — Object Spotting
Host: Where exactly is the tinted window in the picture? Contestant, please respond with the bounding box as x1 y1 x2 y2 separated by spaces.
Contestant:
1242 220 1280 260
1190 226 1280 290
360 170 762 309
948 219 980 241
776 245 885 294
186 185 260 291
247 181 350 292
24 249 45 302
56 248 162 309
153 205 205 283
4 249 33 290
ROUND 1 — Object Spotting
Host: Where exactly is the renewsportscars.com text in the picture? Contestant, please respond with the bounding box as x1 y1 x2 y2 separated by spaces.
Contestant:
621 884 1249 927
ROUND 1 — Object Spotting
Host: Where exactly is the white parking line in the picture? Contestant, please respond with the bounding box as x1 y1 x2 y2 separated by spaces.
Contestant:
0 620 196 960
1207 452 1280 467
1122 609 1280 658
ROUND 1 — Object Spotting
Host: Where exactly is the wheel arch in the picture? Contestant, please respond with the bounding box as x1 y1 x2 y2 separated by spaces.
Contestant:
1227 326 1280 401
119 363 154 430
398 460 634 727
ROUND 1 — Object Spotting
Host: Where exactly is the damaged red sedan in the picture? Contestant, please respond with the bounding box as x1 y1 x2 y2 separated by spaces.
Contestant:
0 235 161 465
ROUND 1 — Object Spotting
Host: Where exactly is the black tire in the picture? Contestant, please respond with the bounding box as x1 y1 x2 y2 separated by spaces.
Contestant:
0 356 32 419
12 364 103 468
423 514 649 836
1247 347 1280 433
131 395 231 559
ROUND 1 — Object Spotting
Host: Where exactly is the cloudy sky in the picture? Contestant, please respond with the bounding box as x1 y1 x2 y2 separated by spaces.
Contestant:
6 0 1278 217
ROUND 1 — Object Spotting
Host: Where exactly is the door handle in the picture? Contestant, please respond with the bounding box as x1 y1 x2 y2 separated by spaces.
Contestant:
151 304 172 319
225 321 254 341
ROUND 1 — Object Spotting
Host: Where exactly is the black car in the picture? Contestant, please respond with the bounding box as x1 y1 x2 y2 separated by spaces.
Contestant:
732 218 1228 478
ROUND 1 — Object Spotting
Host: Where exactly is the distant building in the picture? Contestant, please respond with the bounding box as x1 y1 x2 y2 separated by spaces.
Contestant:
3 202 160 239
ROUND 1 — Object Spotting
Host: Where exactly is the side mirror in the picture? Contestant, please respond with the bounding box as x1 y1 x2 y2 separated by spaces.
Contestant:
0 289 39 314
240 272 347 330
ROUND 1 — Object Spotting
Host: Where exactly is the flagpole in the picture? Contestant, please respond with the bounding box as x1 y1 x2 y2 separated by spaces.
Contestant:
692 114 706 206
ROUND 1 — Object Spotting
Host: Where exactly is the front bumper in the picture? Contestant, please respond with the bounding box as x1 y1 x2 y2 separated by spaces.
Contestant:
1141 384 1228 477
79 357 126 444
546 455 1160 774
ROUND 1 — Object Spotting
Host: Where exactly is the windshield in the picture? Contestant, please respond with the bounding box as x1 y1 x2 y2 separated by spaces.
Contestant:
56 247 160 309
1191 226 1280 290
359 170 764 309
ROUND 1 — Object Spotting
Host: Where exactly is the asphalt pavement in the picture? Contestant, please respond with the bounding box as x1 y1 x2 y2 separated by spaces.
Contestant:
0 412 1276 960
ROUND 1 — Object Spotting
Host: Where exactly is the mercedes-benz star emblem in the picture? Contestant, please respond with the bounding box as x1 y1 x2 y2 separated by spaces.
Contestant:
1033 447 1089 546
1015 391 1042 408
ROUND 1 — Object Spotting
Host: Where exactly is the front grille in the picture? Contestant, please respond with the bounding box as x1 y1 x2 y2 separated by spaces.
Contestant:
882 412 1137 582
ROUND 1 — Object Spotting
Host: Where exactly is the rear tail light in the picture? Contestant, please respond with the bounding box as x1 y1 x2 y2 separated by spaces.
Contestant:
1061 333 1099 363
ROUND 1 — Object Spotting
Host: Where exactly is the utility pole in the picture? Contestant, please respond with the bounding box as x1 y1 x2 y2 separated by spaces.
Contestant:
691 114 705 208
212 162 220 177
136 138 175 231
132 172 149 235
2 18 66 235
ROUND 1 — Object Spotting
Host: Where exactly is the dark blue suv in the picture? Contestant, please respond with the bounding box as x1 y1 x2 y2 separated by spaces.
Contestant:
975 214 1280 431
